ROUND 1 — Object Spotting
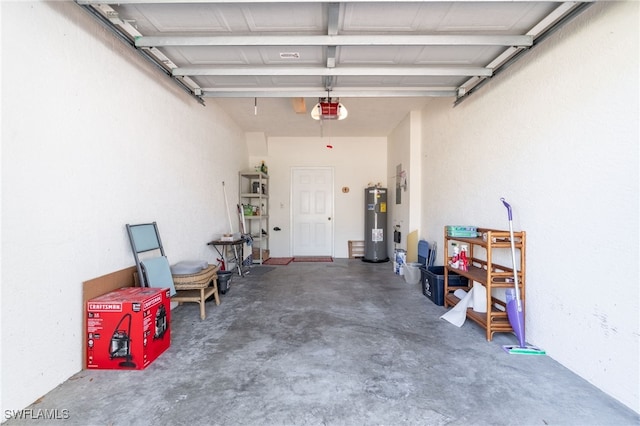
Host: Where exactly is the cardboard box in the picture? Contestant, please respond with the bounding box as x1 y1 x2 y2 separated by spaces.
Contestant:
86 287 171 370
252 248 270 261
82 266 136 370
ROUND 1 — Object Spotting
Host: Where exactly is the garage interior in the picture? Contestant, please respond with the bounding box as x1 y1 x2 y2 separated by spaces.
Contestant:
1 0 638 423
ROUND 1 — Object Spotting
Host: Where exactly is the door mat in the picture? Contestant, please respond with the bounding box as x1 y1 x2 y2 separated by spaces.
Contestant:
293 257 334 262
263 257 293 266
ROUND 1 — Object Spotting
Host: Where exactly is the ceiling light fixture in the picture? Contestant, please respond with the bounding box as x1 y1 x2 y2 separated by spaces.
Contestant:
311 97 348 121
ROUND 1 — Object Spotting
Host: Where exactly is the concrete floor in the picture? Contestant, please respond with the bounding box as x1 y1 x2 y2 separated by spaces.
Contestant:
9 260 639 425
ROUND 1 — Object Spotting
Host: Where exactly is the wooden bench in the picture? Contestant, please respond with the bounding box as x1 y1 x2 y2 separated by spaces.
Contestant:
133 265 220 320
172 265 220 320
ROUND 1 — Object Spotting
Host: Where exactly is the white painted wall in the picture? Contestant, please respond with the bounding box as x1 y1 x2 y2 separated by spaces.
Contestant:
387 111 424 258
419 2 639 412
387 115 411 252
1 1 247 415
408 111 422 236
254 137 387 258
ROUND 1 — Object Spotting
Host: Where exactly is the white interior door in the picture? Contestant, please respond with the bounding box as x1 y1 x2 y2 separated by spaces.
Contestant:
291 167 334 256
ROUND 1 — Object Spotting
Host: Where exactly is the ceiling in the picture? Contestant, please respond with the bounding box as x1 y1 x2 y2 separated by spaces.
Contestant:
75 0 593 137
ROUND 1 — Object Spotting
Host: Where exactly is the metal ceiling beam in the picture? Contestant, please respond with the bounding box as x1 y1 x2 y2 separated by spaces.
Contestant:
173 66 492 77
454 1 593 105
527 1 582 36
75 0 594 108
78 0 594 4
201 88 458 98
323 77 335 91
135 34 533 48
325 2 339 73
326 2 340 36
325 46 337 68
75 2 206 104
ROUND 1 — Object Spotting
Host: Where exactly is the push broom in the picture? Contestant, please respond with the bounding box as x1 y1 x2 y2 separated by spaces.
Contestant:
501 198 546 356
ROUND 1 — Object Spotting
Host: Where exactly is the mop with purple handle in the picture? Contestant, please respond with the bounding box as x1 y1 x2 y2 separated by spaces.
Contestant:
501 198 546 355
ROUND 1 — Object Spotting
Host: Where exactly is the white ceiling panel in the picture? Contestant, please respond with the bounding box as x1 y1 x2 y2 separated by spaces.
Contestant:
165 46 250 65
241 3 326 32
268 76 324 85
438 2 538 32
134 4 232 32
74 0 594 137
341 3 431 32
413 45 505 66
195 75 264 88
332 75 467 89
337 46 405 65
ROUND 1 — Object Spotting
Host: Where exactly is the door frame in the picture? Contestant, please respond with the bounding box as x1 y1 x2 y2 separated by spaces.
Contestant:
290 166 335 257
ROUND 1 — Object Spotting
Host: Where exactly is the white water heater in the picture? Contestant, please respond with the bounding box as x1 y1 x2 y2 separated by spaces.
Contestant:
363 187 389 263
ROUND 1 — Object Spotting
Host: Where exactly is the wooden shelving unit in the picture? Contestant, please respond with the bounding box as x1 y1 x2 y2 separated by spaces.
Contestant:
444 227 526 341
239 171 269 264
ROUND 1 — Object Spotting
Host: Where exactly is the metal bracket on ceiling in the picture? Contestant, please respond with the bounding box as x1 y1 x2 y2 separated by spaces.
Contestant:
454 1 594 107
324 76 334 92
74 1 205 106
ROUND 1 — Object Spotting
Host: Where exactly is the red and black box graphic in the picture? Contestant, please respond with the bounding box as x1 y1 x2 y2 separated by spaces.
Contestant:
87 287 170 370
